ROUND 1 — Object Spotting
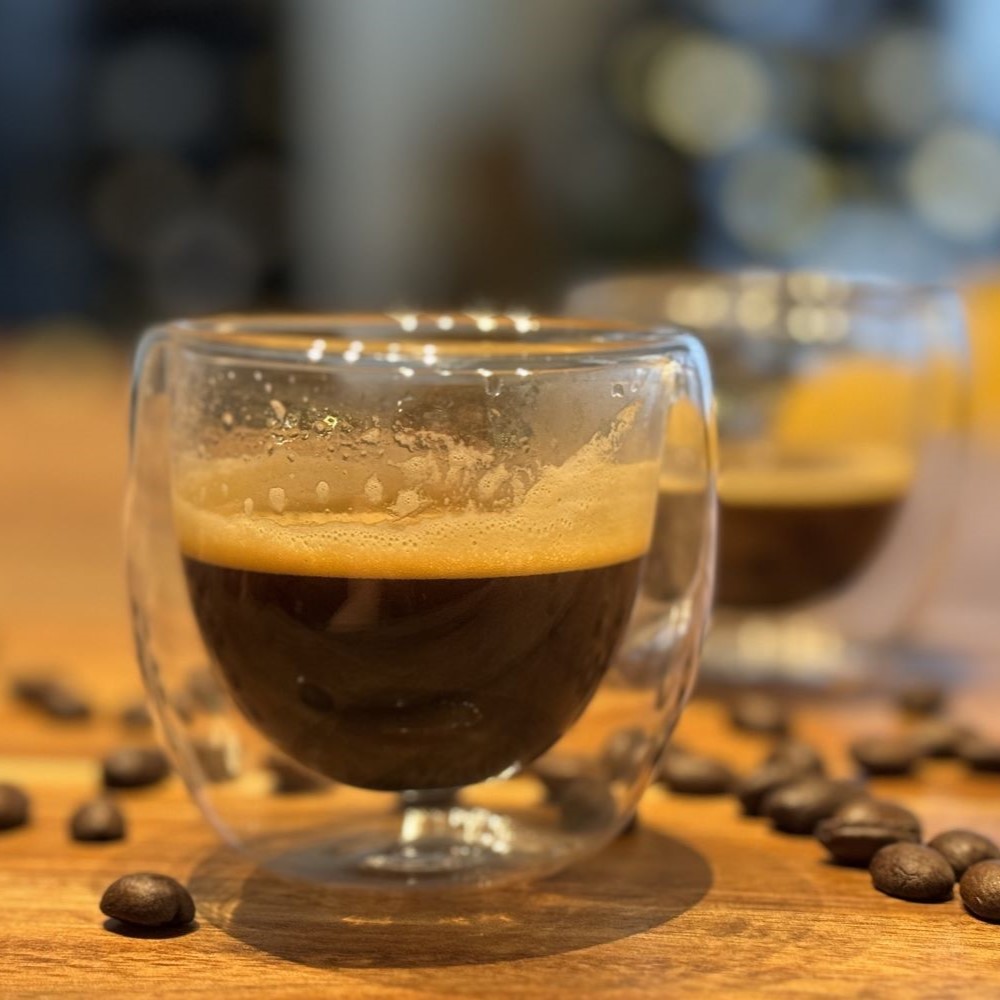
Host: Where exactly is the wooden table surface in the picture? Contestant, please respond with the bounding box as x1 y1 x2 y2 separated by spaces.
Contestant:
2 354 1000 999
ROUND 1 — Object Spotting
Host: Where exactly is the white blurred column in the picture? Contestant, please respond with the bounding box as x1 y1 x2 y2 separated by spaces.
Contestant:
286 0 624 308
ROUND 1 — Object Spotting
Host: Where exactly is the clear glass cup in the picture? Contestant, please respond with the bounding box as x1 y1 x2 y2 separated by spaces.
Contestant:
566 271 969 690
126 312 715 889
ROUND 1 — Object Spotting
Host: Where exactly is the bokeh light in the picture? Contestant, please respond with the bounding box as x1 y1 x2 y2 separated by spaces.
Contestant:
905 124 1000 242
719 141 835 255
90 154 201 259
862 26 944 139
147 210 261 314
93 35 224 151
644 33 771 156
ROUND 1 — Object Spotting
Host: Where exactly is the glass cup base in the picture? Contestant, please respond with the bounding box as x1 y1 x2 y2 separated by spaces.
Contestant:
238 803 592 890
699 611 866 690
699 611 968 695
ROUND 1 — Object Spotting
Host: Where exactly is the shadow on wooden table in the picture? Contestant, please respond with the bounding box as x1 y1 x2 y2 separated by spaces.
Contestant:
188 827 711 969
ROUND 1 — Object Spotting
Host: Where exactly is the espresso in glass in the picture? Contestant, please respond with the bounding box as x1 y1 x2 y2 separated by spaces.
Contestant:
713 444 912 608
176 455 654 791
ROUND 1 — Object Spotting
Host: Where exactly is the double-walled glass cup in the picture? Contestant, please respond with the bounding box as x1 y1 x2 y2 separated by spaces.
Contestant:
567 272 968 688
126 313 715 888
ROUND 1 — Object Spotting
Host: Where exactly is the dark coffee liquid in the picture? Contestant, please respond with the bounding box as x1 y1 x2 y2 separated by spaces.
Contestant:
716 496 901 607
183 557 641 790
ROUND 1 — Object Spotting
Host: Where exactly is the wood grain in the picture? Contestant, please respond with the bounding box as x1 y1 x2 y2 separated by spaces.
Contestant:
2 358 1000 999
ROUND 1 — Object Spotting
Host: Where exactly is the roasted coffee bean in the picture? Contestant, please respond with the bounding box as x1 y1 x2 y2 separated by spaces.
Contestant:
12 676 90 721
169 692 195 724
729 693 789 736
816 798 921 866
11 677 51 704
765 740 825 775
529 757 594 804
870 843 954 902
911 719 973 759
0 784 29 831
557 777 617 833
736 758 815 816
619 811 639 837
960 860 1000 921
192 740 236 783
850 735 920 776
70 799 125 842
186 668 225 713
102 747 170 789
897 681 946 717
659 748 733 795
265 754 328 795
959 736 1000 773
119 701 152 730
929 830 1000 879
600 727 648 782
761 777 862 835
100 873 195 929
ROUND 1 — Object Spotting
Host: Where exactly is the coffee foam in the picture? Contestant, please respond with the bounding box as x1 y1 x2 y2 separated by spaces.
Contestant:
718 443 914 507
174 450 659 579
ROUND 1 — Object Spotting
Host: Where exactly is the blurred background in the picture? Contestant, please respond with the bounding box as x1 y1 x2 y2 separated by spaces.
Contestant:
2 0 1000 679
6 0 1000 329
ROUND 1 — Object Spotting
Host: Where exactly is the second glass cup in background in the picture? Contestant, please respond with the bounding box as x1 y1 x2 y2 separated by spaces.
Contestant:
567 271 969 689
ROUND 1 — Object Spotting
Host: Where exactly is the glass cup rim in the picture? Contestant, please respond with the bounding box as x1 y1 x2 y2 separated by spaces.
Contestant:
568 267 956 301
153 311 694 372
565 268 963 348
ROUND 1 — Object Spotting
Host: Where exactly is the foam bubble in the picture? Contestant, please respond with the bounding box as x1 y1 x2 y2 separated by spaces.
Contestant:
363 474 384 505
268 486 286 513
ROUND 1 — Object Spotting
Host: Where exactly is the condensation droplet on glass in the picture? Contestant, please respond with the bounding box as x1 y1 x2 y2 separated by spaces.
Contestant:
270 399 287 421
484 374 502 397
612 383 625 398
221 411 235 429
316 481 330 504
263 382 272 394
226 370 236 381
312 419 327 434
268 486 286 514
243 498 254 515
253 371 263 382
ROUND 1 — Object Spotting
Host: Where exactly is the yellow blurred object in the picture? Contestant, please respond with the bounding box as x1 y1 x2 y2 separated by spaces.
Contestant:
770 353 965 450
772 357 919 448
962 280 1000 441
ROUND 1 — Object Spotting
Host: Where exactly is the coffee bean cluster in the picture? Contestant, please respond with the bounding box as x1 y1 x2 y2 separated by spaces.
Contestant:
650 684 1000 924
0 667 228 934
